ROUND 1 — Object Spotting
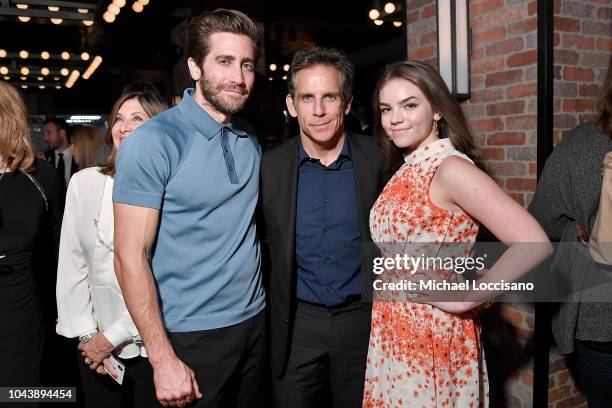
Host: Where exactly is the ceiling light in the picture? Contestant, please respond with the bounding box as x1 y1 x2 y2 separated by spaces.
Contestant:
37 76 43 81
139 0 149 5
61 52 70 60
81 52 90 61
39 85 45 89
55 85 61 89
41 67 50 75
369 9 380 20
16 4 28 9
65 70 80 89
53 76 59 81
3 76 9 81
384 3 396 14
108 4 120 15
82 20 94 26
21 85 27 89
0 49 6 58
41 51 50 60
82 56 103 79
60 68 69 76
268 77 273 81
48 6 60 11
0 67 8 75
374 19 384 26
20 67 29 75
18 16 31 22
393 21 402 27
21 76 27 80
283 64 290 72
50 18 63 24
103 11 115 23
132 2 144 13
19 50 28 59
269 63 277 71
77 8 88 14
112 0 126 6
282 75 287 80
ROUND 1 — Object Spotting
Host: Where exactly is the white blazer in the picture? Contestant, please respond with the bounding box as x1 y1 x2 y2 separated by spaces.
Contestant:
56 167 145 358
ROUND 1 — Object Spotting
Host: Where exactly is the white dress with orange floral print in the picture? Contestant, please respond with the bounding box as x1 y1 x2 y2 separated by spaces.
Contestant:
363 138 489 408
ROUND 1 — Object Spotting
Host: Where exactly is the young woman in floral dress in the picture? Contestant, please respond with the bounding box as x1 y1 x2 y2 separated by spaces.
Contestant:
362 61 551 408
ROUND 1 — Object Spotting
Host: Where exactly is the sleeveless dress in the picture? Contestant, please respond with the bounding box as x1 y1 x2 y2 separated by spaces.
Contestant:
363 138 489 408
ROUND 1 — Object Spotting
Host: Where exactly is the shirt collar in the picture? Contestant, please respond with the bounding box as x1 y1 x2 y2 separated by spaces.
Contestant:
178 88 248 140
298 133 352 165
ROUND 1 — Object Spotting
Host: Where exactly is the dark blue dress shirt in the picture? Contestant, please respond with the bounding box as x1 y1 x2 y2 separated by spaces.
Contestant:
295 136 363 306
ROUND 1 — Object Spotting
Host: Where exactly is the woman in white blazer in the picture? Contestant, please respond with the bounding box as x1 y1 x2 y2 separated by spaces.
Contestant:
56 89 167 407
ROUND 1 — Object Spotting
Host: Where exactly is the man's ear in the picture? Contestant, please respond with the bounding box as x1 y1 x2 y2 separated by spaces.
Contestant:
187 57 202 81
344 96 353 115
286 94 298 118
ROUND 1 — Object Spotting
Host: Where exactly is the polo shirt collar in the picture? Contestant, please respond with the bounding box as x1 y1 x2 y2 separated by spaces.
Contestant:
178 88 248 140
298 133 352 165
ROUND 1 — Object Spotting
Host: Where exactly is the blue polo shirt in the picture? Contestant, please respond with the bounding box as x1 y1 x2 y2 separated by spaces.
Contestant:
113 88 265 333
296 136 363 306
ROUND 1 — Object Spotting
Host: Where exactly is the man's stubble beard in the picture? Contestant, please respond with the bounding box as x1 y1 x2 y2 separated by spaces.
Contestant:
199 75 250 116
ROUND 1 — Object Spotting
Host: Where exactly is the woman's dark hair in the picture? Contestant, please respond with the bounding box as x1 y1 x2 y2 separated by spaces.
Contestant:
372 61 479 169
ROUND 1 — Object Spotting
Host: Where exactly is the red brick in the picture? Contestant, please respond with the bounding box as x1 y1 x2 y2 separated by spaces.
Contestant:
472 88 504 103
508 17 538 35
421 4 436 18
554 0 560 13
598 6 612 20
470 0 504 16
506 178 537 191
563 99 595 112
488 132 526 145
508 50 537 67
473 27 506 45
472 57 506 75
554 114 577 129
487 101 526 116
557 370 572 386
471 118 504 132
485 70 523 87
506 115 537 130
579 84 601 97
507 83 537 99
480 147 505 160
596 37 612 52
486 162 527 176
563 34 595 50
549 385 572 402
554 33 561 47
556 394 587 408
471 47 485 62
583 21 611 36
420 31 437 46
550 357 569 374
554 49 579 65
486 37 524 58
509 192 525 206
529 162 537 175
527 1 536 16
409 46 434 60
407 11 419 24
554 16 581 32
562 67 594 81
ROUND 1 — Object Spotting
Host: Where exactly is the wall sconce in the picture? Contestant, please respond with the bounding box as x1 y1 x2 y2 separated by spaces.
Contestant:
437 0 471 101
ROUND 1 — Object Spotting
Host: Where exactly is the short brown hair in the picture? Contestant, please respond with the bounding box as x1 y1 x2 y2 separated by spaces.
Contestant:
0 82 34 171
70 125 104 169
186 8 260 67
100 91 168 177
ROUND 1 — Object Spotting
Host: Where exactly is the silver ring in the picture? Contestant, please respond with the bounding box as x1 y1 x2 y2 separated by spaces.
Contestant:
84 358 91 364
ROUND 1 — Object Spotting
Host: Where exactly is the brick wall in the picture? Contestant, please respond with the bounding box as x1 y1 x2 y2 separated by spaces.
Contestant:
548 1 611 407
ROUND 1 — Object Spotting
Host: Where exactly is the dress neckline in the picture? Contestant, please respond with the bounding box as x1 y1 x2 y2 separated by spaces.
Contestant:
403 138 453 165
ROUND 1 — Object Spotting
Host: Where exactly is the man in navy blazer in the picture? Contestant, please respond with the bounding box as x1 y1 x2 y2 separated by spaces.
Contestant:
260 47 388 408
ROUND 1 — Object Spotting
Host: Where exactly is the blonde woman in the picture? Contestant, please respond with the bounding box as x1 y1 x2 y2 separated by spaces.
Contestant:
56 90 167 407
0 82 62 386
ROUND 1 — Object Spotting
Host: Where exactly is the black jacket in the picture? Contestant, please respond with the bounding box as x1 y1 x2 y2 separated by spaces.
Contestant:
260 132 388 378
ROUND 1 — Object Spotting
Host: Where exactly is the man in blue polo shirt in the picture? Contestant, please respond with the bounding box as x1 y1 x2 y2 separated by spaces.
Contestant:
112 9 265 408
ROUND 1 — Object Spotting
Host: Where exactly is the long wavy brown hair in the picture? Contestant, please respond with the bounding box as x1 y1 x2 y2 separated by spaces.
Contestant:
99 91 167 177
372 61 479 170
597 56 612 139
0 82 34 172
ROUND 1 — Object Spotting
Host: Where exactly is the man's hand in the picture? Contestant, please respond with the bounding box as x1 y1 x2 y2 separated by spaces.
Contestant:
93 358 118 377
78 333 114 365
153 355 202 407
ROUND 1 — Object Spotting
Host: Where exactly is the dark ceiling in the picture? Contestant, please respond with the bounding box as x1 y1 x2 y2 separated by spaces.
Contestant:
0 0 407 114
